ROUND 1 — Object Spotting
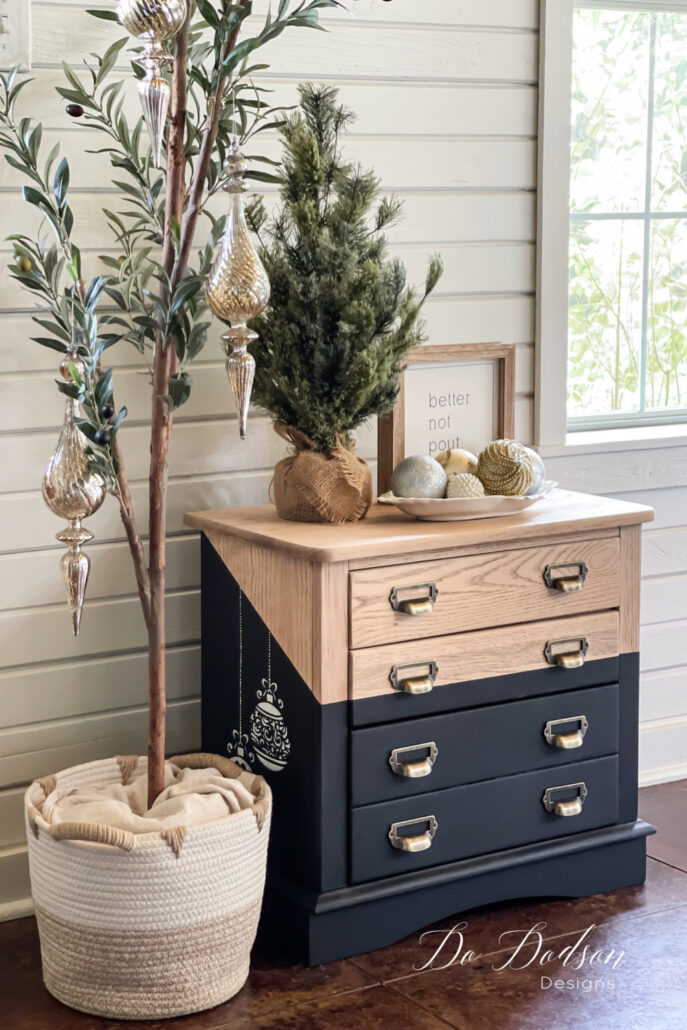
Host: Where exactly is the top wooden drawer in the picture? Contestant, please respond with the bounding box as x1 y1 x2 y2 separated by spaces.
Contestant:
349 536 620 648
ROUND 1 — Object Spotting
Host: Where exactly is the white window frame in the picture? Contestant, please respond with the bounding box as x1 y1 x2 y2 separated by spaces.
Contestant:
535 0 687 449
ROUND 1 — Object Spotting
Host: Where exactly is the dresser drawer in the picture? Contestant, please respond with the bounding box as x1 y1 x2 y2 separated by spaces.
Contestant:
350 683 619 806
350 610 619 725
350 755 619 884
349 536 620 648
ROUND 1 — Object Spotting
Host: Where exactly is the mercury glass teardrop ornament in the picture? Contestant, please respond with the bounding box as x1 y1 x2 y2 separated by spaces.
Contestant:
117 0 187 168
206 139 271 439
42 354 106 635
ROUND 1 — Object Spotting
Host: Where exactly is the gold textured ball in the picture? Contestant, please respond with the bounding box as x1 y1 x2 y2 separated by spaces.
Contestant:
477 439 535 496
446 472 485 498
436 448 478 477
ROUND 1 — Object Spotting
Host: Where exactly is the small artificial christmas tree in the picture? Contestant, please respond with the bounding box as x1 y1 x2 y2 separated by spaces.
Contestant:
248 84 443 522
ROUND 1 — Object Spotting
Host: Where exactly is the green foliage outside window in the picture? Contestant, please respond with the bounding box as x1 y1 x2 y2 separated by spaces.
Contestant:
568 7 687 424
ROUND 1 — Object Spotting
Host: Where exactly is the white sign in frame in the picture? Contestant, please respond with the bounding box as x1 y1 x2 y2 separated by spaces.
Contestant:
404 358 498 459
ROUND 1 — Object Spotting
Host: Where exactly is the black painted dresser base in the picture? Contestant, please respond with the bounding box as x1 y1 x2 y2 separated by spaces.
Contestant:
258 819 654 966
200 536 654 967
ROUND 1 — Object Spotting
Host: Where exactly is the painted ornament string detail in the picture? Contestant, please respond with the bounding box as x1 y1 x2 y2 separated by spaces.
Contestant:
250 632 291 773
226 589 254 771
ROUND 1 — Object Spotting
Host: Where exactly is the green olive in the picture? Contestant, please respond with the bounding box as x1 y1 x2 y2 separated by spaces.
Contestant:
17 256 32 273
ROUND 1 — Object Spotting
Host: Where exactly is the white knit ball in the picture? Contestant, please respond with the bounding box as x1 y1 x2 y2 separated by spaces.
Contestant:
446 473 485 498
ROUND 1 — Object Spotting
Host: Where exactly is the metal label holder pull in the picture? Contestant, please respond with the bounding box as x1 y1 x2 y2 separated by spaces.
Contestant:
544 561 589 593
390 660 439 695
544 636 589 670
544 714 589 749
389 741 439 778
388 815 438 852
389 582 439 616
543 781 588 817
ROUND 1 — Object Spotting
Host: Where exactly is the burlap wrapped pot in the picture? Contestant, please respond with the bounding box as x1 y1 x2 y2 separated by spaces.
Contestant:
272 424 373 523
24 753 272 1021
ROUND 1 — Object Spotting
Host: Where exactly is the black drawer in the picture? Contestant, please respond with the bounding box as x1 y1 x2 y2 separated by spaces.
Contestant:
350 755 619 884
350 684 619 806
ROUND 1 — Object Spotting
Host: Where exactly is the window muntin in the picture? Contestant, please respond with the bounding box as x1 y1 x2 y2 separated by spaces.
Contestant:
568 5 687 429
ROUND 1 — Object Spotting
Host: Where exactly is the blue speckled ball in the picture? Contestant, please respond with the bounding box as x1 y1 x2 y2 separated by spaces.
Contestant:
391 455 447 498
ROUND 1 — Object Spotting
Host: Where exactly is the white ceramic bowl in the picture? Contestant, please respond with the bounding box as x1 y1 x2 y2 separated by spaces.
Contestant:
377 481 558 521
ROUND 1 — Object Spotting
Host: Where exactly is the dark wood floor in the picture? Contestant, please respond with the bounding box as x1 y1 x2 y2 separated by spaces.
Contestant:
3 780 687 1029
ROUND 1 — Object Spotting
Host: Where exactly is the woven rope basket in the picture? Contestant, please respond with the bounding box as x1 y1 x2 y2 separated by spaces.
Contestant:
24 753 272 1020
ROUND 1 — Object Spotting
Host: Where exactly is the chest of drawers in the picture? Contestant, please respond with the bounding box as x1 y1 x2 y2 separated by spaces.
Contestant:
186 489 654 964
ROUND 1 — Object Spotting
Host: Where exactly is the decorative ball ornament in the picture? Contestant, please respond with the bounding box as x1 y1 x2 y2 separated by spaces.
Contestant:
436 447 478 477
477 439 535 497
523 446 547 495
226 729 254 772
249 678 291 772
42 352 106 635
391 455 447 498
206 138 271 439
446 472 485 498
117 0 187 168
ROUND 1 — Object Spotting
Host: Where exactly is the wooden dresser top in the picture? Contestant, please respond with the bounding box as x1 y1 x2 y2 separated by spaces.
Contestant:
185 489 653 564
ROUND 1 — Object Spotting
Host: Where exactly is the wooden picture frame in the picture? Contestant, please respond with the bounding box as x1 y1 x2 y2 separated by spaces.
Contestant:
377 343 516 494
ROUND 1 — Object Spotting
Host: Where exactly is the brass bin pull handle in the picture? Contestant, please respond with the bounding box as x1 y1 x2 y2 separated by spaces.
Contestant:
390 660 438 695
389 815 438 852
544 561 589 593
390 582 439 616
543 782 588 817
544 636 589 670
544 714 589 750
389 741 438 778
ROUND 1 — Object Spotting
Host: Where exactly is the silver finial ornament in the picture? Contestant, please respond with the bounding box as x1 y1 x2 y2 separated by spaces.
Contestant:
117 0 187 168
42 354 106 635
206 139 270 439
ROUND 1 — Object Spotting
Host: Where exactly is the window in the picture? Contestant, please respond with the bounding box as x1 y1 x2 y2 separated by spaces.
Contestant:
568 3 687 430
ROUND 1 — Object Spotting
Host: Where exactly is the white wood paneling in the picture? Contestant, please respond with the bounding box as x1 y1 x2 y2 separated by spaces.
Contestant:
0 190 537 251
0 590 199 668
0 699 200 788
0 135 538 192
0 700 200 789
0 646 199 729
0 0 540 915
0 537 199 611
0 241 536 308
639 668 687 724
0 469 276 551
32 15 538 84
44 0 541 29
0 790 25 848
17 74 539 136
551 450 687 784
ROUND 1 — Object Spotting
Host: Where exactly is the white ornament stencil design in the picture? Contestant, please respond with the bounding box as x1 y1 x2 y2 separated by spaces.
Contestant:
226 729 254 771
250 634 291 773
226 589 254 771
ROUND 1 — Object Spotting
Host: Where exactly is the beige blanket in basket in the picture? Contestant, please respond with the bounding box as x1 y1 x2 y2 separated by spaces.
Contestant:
42 763 257 835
